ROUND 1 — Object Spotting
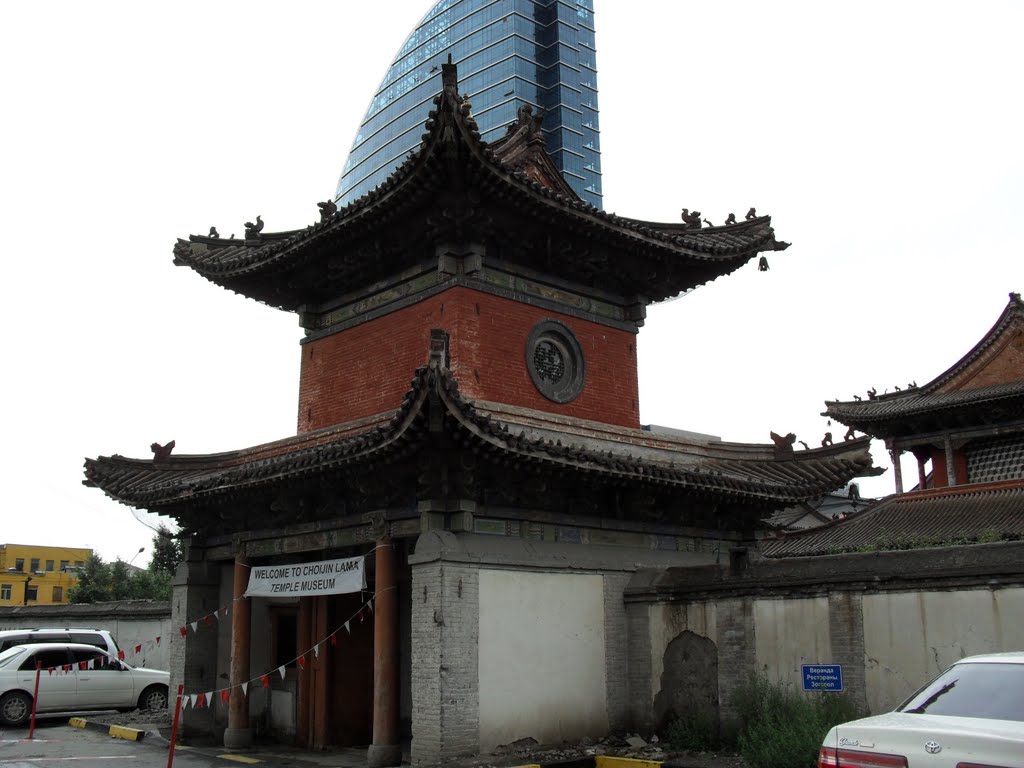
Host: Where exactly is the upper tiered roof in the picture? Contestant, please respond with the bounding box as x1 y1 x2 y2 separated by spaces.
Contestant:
173 63 789 315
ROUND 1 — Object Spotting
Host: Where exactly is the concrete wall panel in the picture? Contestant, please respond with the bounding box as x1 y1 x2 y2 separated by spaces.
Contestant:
479 569 607 750
863 587 1024 712
753 597 831 687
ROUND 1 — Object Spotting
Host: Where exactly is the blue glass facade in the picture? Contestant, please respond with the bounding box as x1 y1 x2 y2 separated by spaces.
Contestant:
335 0 602 208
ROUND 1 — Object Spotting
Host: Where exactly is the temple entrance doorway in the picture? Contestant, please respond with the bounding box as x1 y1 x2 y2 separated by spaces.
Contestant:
296 590 374 749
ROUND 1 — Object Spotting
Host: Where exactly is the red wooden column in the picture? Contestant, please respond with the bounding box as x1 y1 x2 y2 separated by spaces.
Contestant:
224 554 252 749
367 538 401 767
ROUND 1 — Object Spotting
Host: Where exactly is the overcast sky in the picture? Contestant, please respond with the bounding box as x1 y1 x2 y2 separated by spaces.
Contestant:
2 1 1020 567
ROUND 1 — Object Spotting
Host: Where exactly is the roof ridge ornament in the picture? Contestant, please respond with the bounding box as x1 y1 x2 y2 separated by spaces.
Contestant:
244 215 264 240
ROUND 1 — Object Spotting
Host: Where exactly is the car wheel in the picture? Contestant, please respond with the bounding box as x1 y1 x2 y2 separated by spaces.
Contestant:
0 691 31 726
138 685 169 711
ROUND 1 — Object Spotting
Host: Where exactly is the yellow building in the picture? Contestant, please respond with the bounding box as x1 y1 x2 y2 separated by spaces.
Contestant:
0 544 92 606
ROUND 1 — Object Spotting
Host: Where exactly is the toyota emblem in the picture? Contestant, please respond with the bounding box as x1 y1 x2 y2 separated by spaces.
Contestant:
924 741 942 754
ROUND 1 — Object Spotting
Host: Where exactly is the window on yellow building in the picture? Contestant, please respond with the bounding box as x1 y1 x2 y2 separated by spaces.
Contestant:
75 561 84 567
30 558 40 572
52 586 63 602
14 559 24 572
46 560 54 572
0 585 10 600
25 586 38 602
60 560 69 570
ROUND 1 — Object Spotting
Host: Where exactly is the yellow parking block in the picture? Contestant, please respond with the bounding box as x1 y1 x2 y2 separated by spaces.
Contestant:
596 757 663 768
68 717 87 729
108 725 145 741
593 757 663 768
217 755 263 764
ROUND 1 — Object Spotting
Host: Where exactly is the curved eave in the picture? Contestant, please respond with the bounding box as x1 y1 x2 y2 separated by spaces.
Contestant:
172 72 788 310
86 367 876 514
824 382 1024 436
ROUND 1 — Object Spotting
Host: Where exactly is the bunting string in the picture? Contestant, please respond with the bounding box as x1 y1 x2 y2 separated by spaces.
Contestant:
177 594 375 710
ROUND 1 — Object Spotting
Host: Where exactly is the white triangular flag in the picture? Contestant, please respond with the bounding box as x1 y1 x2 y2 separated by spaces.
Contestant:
368 599 374 613
214 610 220 620
189 694 197 709
206 691 213 707
191 621 198 633
241 682 248 696
313 643 320 659
278 666 286 679
344 620 351 634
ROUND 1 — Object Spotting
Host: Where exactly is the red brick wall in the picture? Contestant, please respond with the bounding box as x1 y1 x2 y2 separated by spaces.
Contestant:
298 286 639 433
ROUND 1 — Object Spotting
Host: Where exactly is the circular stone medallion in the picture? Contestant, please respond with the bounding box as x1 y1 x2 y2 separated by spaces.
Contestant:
525 320 585 403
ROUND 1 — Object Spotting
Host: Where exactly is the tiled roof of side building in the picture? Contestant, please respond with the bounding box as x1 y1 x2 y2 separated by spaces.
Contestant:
824 292 1024 434
760 480 1024 558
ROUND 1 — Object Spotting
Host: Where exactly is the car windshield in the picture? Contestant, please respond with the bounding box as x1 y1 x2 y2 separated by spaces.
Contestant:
897 662 1024 722
0 647 26 668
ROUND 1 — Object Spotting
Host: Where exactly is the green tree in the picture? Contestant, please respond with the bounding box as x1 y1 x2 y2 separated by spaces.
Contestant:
68 554 112 603
150 525 182 575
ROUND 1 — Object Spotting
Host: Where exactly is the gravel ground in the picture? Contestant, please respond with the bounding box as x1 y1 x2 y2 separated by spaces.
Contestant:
88 713 748 768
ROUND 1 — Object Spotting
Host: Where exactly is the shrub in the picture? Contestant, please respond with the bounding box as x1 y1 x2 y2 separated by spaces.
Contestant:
666 708 722 751
733 673 865 768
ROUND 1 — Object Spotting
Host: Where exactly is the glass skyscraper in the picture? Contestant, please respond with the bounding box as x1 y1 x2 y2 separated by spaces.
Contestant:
335 0 602 208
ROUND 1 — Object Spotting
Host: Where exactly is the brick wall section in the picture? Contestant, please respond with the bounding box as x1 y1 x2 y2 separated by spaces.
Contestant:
298 287 640 433
828 592 867 712
715 598 756 734
603 572 633 732
171 560 222 738
625 601 654 733
410 561 481 764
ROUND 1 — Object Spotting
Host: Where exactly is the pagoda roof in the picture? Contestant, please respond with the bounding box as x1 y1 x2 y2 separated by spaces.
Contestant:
84 363 877 525
760 480 1024 558
173 63 788 314
824 292 1024 438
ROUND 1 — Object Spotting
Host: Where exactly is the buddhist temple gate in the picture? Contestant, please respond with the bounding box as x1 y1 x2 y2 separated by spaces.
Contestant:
85 65 878 764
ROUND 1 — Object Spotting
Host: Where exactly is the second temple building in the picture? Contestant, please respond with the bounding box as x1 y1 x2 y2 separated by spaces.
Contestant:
85 66 879 764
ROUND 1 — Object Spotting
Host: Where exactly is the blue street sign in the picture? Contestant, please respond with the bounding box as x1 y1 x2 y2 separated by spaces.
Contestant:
802 664 844 692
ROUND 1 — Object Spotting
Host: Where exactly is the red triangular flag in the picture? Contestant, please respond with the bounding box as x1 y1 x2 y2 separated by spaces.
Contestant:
297 655 306 669
155 636 161 645
48 668 53 676
63 664 71 673
118 650 125 660
261 674 270 689
179 626 187 637
330 634 337 647
196 692 207 708
79 661 88 670
203 615 211 626
135 644 142 655
220 689 230 703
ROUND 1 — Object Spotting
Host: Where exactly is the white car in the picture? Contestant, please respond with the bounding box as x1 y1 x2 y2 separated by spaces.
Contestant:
0 642 169 726
820 652 1024 767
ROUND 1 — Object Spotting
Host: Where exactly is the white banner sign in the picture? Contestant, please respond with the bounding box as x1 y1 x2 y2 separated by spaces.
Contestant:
245 556 365 597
